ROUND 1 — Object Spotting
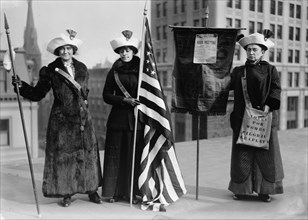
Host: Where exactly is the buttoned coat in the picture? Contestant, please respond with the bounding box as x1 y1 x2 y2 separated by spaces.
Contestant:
228 60 284 195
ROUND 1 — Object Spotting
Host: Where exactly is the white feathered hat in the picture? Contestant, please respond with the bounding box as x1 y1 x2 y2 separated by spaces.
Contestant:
47 29 82 55
110 30 140 54
238 30 274 50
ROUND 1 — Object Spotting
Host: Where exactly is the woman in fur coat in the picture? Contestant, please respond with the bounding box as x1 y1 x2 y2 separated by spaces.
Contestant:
228 30 284 202
12 30 103 207
102 30 143 204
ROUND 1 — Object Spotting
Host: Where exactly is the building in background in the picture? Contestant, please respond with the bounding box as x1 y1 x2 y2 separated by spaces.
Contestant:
151 0 308 142
0 0 42 160
0 48 39 160
87 67 110 150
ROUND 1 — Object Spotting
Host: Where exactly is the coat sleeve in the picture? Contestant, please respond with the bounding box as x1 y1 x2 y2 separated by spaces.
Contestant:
19 66 52 102
102 69 125 106
265 65 281 110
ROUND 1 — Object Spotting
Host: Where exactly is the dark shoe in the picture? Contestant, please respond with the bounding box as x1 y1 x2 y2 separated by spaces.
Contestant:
88 192 103 204
108 196 119 203
259 194 271 202
232 194 243 200
132 196 139 205
62 196 71 207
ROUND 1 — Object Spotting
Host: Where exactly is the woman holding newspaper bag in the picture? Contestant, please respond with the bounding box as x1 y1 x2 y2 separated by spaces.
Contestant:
228 30 284 202
102 30 142 204
11 30 103 207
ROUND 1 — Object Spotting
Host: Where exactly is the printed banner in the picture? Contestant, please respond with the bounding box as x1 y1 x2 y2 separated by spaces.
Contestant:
171 27 240 115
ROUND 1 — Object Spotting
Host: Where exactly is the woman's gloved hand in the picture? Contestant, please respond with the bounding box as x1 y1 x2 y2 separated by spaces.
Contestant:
123 97 140 107
12 75 22 88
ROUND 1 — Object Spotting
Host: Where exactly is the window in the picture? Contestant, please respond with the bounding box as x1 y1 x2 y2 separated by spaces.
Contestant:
277 25 282 39
269 48 275 62
202 0 207 8
289 26 294 40
163 2 167 16
156 49 161 63
270 24 275 37
234 45 241 61
0 69 8 93
181 0 186 13
306 51 308 64
235 0 241 9
276 48 282 62
306 29 308 42
194 0 199 10
156 3 161 18
163 25 167 39
193 19 200 27
294 50 300 63
235 19 241 28
249 0 255 11
270 0 276 14
290 3 294 18
295 27 300 41
294 72 299 87
156 26 161 40
278 1 283 16
174 0 178 14
257 0 263 12
201 18 208 27
288 72 293 87
296 5 301 19
288 49 293 63
226 18 232 27
287 97 298 129
0 119 10 146
304 96 308 127
162 48 167 62
227 0 232 8
249 21 255 34
257 22 263 33
305 72 308 87
162 71 168 87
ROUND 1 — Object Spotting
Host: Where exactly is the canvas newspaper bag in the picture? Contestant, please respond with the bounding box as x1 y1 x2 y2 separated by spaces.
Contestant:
236 69 272 150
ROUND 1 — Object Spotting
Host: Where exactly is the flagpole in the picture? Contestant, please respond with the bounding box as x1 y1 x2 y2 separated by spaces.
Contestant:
4 13 41 217
129 0 148 207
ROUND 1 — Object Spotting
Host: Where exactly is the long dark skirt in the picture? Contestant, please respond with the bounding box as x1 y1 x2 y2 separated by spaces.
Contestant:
102 129 144 198
228 126 284 195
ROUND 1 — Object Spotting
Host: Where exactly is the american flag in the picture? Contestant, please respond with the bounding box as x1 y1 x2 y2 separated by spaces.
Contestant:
137 17 187 211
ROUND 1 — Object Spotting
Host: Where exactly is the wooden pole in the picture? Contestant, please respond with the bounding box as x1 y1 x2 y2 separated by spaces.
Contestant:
4 13 41 217
195 5 209 201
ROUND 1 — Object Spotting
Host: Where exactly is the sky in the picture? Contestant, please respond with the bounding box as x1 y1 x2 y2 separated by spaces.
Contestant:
0 0 150 68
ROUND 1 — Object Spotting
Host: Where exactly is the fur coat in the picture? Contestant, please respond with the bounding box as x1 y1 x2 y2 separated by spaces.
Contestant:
19 57 102 197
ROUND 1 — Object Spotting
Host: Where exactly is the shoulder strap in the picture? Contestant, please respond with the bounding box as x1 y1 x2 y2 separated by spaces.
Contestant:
241 68 252 108
114 71 132 98
55 67 81 92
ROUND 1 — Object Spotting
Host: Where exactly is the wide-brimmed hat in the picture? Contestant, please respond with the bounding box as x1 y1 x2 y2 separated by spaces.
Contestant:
110 30 140 54
238 30 274 50
47 29 82 55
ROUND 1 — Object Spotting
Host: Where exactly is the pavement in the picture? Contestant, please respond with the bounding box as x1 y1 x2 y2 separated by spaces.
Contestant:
0 128 307 220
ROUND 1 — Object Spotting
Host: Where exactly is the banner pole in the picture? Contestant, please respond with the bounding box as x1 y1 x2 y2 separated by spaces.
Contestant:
195 5 209 201
129 1 148 207
196 114 200 200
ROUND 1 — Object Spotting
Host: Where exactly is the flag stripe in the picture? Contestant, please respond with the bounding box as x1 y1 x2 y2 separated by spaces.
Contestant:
138 17 186 212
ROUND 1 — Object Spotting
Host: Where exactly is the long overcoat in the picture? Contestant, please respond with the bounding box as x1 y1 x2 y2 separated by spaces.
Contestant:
102 56 144 198
228 60 284 195
19 57 102 197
